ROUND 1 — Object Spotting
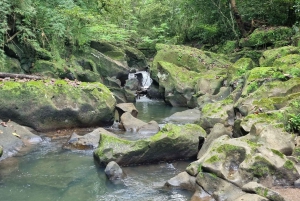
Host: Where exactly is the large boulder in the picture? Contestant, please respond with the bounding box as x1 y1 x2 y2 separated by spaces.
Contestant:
0 119 42 160
0 79 116 131
151 44 231 106
94 123 207 166
239 27 293 48
115 103 138 121
187 134 300 187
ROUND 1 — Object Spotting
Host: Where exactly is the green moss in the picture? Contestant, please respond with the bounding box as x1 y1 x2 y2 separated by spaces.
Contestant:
271 149 284 159
244 139 260 149
256 187 269 198
205 155 220 164
250 156 273 178
216 144 242 153
293 147 300 160
284 160 296 170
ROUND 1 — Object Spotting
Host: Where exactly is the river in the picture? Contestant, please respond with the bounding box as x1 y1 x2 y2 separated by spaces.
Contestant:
0 97 193 201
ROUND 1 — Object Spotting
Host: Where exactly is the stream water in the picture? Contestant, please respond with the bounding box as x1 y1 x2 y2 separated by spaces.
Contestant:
0 97 192 201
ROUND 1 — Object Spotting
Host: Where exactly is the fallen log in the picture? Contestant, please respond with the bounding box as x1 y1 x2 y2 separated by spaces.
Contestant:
0 72 43 80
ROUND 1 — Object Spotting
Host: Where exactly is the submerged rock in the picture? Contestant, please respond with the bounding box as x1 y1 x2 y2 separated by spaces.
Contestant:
0 79 116 131
94 123 206 166
104 161 126 181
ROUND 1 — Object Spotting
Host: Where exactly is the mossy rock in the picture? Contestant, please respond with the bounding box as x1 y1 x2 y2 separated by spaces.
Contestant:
239 27 293 48
0 79 116 131
151 44 231 83
228 58 256 83
0 56 22 73
217 40 237 54
94 123 207 166
259 46 300 67
229 49 263 65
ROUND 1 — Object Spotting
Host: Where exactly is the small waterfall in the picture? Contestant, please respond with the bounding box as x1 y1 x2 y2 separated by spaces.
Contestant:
128 71 152 90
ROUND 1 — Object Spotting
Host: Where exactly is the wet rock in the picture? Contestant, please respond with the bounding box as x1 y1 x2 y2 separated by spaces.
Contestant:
63 128 111 150
190 190 216 201
104 161 126 181
0 119 42 160
242 182 286 201
164 109 201 124
94 123 207 166
165 172 197 191
0 80 116 131
137 120 160 135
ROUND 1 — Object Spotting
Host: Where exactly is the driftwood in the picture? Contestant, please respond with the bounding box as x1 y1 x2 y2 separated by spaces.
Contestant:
0 72 43 80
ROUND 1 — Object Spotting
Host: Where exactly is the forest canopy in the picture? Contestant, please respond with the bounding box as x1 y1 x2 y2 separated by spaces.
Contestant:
1 0 300 62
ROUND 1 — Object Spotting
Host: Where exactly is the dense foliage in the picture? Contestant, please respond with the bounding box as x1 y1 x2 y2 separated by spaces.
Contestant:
1 0 300 63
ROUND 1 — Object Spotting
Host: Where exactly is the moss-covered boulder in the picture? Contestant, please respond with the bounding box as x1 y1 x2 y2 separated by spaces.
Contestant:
0 79 116 131
94 123 207 166
239 27 293 48
187 134 299 187
228 58 256 84
0 56 22 73
259 46 300 67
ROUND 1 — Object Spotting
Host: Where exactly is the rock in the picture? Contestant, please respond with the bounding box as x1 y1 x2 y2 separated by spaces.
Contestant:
190 190 216 201
259 46 300 67
124 77 140 91
164 109 201 124
0 56 22 73
0 79 116 131
151 44 231 106
120 112 147 132
234 194 269 201
239 27 293 48
165 172 197 191
242 182 286 201
197 123 232 159
116 103 139 120
191 134 300 187
198 98 234 130
0 119 42 160
196 172 246 200
294 178 300 188
137 120 160 135
147 81 164 99
227 58 256 84
104 161 126 181
94 123 207 166
63 128 111 150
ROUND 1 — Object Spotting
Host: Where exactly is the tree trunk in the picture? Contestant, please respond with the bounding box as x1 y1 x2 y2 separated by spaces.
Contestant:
229 0 247 37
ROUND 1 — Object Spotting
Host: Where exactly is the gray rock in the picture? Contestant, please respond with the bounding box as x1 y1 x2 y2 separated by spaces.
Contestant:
0 120 42 160
63 128 112 150
190 189 216 201
234 194 269 201
104 161 125 180
294 178 300 188
164 109 201 124
196 172 246 200
165 172 197 191
138 120 160 135
116 103 138 120
242 182 286 201
120 112 147 132
197 123 232 159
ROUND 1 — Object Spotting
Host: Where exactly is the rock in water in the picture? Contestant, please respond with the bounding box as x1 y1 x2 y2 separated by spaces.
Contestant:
104 161 125 181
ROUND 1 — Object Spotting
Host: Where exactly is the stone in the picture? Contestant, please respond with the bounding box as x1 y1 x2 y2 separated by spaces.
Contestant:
165 172 197 191
120 112 147 132
116 103 139 120
164 109 201 124
0 119 42 160
104 161 125 180
137 120 160 136
242 182 286 201
294 178 300 188
234 194 269 201
94 123 207 166
196 172 246 200
0 79 116 131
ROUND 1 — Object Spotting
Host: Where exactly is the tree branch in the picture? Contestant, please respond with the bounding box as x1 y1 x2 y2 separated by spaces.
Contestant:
6 30 23 43
0 72 43 80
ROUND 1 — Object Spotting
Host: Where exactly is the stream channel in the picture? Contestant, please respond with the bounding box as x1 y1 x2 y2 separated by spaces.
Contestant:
0 97 194 201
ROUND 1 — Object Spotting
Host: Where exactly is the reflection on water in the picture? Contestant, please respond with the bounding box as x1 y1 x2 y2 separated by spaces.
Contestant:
0 98 192 201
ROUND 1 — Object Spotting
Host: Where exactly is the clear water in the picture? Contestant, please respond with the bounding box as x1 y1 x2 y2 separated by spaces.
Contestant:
0 98 191 201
